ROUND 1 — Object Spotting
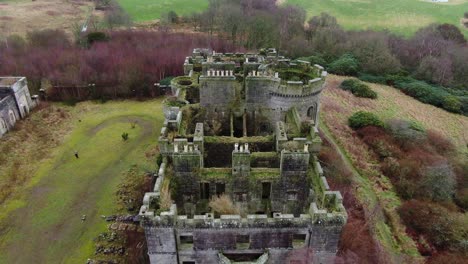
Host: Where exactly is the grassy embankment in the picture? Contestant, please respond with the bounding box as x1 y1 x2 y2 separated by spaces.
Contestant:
0 99 164 263
287 0 468 36
319 74 467 260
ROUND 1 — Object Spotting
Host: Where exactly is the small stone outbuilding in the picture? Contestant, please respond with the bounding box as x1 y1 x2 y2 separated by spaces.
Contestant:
0 77 38 137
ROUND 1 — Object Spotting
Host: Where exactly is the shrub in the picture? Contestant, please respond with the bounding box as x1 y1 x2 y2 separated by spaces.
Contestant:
454 188 468 210
386 119 426 145
121 132 129 141
442 96 462 113
427 130 455 154
357 73 387 85
166 11 179 24
86 32 109 46
339 79 360 91
421 163 456 202
209 194 239 215
348 111 384 130
328 54 360 76
399 200 468 251
160 76 174 86
297 54 327 67
428 252 468 264
340 79 377 98
352 83 377 98
156 153 163 167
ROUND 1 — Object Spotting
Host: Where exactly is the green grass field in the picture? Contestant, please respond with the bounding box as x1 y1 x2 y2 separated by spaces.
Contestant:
287 0 468 36
118 0 467 36
117 0 209 22
0 100 164 263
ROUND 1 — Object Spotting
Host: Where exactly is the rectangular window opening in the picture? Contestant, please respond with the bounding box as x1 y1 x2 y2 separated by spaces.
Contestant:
287 191 298 201
216 183 225 196
180 235 194 251
262 182 271 199
292 233 307 248
236 234 250 250
200 182 210 199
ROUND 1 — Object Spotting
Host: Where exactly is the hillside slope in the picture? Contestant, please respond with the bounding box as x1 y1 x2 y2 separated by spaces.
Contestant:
322 75 467 155
319 74 467 260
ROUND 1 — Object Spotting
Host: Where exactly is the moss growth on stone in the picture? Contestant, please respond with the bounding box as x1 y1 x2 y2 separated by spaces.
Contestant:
200 168 231 180
250 168 280 179
204 136 273 144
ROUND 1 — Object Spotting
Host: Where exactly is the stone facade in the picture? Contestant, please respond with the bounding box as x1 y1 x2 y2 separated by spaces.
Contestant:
0 77 38 138
140 49 347 264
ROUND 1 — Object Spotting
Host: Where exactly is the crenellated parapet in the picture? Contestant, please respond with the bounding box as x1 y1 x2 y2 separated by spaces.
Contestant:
141 48 346 264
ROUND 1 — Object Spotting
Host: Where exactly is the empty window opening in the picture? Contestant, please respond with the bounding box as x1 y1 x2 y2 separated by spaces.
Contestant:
180 235 194 250
235 192 247 202
216 183 225 196
200 182 210 199
223 252 263 262
293 233 307 248
287 191 298 201
182 262 195 264
233 116 243 137
236 235 250 249
262 182 271 199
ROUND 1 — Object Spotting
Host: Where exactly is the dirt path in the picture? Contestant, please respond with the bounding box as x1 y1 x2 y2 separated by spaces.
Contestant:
0 115 156 264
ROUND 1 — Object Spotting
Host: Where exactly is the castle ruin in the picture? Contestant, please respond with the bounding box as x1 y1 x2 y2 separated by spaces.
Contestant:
139 48 347 264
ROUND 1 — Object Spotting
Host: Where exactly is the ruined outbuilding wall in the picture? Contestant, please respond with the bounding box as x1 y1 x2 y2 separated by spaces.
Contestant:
0 95 20 136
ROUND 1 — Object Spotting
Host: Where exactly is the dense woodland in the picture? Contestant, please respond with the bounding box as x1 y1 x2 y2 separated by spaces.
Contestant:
0 30 237 101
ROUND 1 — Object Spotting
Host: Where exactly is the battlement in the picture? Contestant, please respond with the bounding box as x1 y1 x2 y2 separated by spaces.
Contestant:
141 49 345 264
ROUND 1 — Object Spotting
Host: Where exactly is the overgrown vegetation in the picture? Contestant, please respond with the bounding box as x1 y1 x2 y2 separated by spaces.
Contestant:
340 79 377 99
348 111 384 130
318 132 391 263
321 76 467 261
209 194 240 215
349 116 468 259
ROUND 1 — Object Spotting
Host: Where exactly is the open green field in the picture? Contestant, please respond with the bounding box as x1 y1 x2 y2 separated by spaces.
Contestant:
287 0 468 36
116 0 467 36
0 100 163 263
116 0 209 22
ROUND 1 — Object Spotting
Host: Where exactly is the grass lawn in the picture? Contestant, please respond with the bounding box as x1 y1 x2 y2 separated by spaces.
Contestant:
286 0 468 36
0 99 164 263
116 0 209 22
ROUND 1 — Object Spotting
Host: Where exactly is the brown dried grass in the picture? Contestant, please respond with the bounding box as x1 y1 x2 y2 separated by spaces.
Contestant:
0 0 100 36
159 179 172 210
0 103 73 204
209 194 239 215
